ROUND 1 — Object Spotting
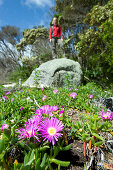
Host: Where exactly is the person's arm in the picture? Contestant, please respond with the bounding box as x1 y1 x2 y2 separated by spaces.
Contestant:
49 26 52 42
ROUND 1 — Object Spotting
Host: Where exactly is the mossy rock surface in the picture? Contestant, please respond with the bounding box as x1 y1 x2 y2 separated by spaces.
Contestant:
23 58 83 88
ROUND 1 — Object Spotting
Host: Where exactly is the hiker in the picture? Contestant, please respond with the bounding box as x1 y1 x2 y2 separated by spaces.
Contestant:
49 17 65 59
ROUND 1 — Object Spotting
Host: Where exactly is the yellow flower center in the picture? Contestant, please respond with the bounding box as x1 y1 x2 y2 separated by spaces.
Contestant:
48 127 56 136
103 115 107 119
28 130 32 135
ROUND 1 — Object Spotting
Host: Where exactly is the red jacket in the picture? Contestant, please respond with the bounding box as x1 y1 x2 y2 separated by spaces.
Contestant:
49 25 63 39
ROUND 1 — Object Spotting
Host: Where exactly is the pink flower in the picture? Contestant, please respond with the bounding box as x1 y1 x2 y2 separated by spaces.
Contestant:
59 109 64 118
28 114 42 126
17 126 40 141
42 95 47 101
0 99 2 102
49 112 55 118
40 105 51 115
39 118 64 145
17 115 41 141
35 105 59 116
35 109 42 115
53 89 58 94
101 109 113 120
11 98 14 102
3 96 7 100
51 106 59 112
41 88 44 91
70 92 77 98
89 94 93 99
5 91 10 95
59 113 63 118
1 124 9 131
60 109 64 114
20 107 24 111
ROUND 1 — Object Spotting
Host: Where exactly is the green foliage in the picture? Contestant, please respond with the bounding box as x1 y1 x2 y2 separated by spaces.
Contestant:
70 111 112 147
76 0 113 83
34 66 40 86
55 0 108 26
16 28 48 51
63 73 74 89
54 0 108 58
16 27 53 64
9 65 33 82
0 25 22 45
0 85 4 97
0 82 112 169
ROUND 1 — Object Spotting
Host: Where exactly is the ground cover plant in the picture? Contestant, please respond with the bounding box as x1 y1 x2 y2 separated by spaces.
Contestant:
0 82 113 169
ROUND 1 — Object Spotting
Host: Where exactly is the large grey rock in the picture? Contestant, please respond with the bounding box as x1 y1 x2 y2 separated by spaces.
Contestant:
23 58 83 88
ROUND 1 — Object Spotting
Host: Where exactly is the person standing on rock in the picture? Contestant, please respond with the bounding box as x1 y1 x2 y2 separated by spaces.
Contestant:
49 17 65 59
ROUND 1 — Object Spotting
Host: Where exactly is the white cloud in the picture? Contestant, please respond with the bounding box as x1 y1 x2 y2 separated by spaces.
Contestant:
0 0 3 6
24 0 52 7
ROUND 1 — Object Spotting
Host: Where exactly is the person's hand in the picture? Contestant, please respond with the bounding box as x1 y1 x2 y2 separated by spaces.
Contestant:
61 38 63 41
50 39 52 43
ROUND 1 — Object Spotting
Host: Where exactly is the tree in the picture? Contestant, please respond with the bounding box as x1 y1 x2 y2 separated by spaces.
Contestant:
76 0 113 83
53 0 108 58
16 27 52 66
0 25 22 67
56 0 108 28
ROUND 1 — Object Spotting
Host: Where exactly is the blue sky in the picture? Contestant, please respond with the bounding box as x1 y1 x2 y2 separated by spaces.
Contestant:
0 0 55 31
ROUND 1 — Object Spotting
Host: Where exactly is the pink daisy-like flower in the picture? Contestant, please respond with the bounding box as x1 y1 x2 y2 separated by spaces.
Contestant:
42 95 47 101
49 112 55 118
35 105 59 116
39 118 64 145
28 114 42 128
70 92 77 99
51 106 59 112
53 89 58 94
35 109 42 115
1 124 9 131
17 115 41 141
40 105 51 115
101 109 113 120
17 126 40 141
41 88 44 91
89 94 93 99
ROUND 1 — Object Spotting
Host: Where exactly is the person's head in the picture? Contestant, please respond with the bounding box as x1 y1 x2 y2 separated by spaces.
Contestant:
52 17 58 26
